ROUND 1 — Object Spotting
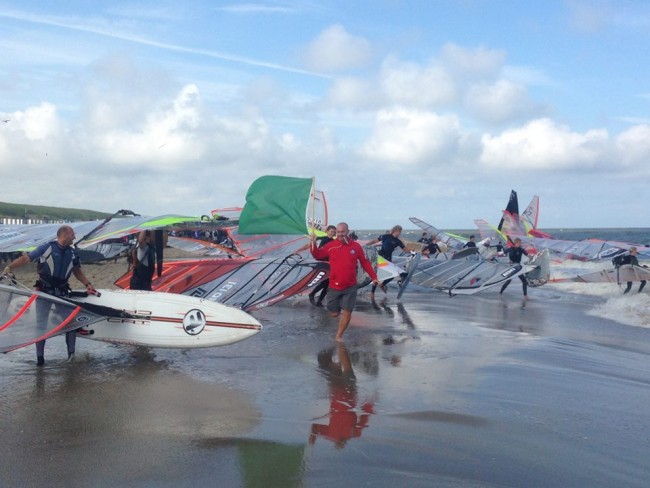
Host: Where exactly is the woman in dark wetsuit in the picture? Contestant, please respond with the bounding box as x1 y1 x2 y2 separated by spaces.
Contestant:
130 230 156 291
370 225 406 296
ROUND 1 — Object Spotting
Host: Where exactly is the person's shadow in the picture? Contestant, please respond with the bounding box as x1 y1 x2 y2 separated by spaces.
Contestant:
309 343 374 449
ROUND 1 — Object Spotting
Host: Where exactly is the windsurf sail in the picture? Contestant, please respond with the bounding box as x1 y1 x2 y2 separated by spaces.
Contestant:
474 219 508 250
498 190 519 232
407 250 549 295
0 221 100 253
238 175 314 235
226 188 328 258
551 264 650 284
167 236 243 258
75 213 201 248
409 217 468 251
396 252 422 299
522 195 540 231
210 207 242 222
517 236 650 262
376 254 404 282
115 255 329 312
0 283 107 353
0 212 202 263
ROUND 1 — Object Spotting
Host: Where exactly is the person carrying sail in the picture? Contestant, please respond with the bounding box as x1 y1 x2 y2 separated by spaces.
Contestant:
463 235 477 249
617 247 647 294
3 225 97 366
367 225 407 296
310 222 379 341
422 237 442 258
499 238 530 299
129 230 156 291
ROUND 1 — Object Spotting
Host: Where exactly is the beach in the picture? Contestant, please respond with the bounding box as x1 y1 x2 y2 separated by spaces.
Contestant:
2 248 650 487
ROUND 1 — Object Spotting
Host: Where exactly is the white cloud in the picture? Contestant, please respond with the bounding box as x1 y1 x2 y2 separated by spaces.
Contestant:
303 24 372 72
567 0 650 33
359 108 463 167
13 102 62 140
323 77 379 111
464 79 544 124
502 65 555 87
439 42 505 79
321 44 527 114
90 84 205 168
379 57 457 108
616 124 650 168
480 118 610 170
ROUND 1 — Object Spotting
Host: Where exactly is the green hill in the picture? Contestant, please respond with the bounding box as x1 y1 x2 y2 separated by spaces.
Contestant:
0 202 111 222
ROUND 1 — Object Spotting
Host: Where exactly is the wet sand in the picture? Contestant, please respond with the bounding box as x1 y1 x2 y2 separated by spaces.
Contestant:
2 261 650 487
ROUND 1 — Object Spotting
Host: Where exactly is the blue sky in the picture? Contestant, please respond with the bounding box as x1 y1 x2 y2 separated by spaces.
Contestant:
1 0 649 229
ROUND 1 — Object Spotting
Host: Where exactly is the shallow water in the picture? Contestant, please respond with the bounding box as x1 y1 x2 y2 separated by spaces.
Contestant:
2 284 650 487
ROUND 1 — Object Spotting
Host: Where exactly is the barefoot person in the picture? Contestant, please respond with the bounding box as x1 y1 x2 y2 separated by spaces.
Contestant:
310 222 379 341
367 225 407 296
3 225 97 366
499 238 529 299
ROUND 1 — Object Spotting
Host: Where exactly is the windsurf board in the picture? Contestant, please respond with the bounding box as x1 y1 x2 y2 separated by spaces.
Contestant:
67 289 262 348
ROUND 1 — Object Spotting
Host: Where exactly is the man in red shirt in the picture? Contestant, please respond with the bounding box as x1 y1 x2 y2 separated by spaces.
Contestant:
310 222 379 341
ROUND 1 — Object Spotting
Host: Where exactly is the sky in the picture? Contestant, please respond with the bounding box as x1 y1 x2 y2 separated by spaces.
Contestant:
1 0 649 229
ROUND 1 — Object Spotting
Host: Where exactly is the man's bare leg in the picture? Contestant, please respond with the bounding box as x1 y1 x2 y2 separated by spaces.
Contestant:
335 310 352 342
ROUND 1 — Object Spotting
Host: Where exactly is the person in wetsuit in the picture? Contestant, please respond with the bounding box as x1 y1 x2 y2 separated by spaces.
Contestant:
309 225 337 306
499 238 529 298
129 230 156 291
422 238 441 258
617 247 647 294
463 235 477 249
3 225 97 366
369 225 406 296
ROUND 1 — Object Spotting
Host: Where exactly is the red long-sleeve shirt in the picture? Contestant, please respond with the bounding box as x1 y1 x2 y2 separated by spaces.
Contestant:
311 238 377 290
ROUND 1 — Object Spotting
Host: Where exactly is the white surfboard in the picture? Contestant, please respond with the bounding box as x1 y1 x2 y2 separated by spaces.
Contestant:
67 289 261 348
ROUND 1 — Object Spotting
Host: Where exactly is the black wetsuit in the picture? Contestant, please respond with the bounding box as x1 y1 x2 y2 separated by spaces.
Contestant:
499 246 529 296
309 236 334 305
424 242 441 256
379 234 405 261
463 240 477 249
130 243 156 291
372 234 406 293
618 254 647 294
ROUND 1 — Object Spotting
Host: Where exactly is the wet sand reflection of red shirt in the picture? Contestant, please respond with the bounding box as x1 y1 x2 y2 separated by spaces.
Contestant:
310 383 374 446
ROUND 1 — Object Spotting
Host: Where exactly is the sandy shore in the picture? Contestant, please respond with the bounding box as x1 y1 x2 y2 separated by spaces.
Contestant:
2 251 650 486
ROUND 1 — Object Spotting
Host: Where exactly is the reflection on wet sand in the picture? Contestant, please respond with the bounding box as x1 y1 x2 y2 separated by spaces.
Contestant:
309 343 374 449
196 438 306 488
387 409 488 427
1 351 260 486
